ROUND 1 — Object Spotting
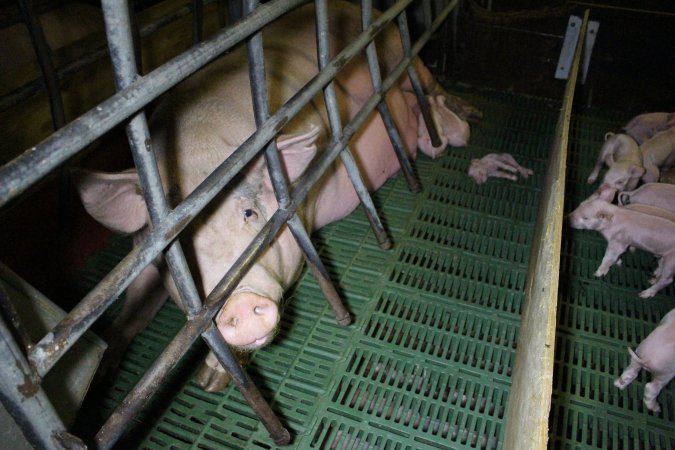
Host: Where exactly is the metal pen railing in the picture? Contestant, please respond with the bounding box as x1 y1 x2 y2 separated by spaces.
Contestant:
0 0 456 448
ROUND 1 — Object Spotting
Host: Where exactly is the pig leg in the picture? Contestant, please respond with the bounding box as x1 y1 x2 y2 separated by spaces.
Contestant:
497 153 533 178
489 169 518 182
640 254 675 298
643 374 671 413
614 350 642 390
96 264 168 383
195 350 249 393
595 241 629 277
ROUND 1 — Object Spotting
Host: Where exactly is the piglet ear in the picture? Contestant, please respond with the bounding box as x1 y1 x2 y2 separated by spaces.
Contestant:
597 185 617 202
628 165 645 178
269 125 320 187
71 168 149 233
597 212 613 223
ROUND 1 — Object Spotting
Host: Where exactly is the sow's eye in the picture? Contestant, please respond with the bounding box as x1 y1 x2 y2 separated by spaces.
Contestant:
243 208 259 223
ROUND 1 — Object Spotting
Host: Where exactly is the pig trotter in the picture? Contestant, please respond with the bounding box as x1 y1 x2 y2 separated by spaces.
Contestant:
195 351 250 392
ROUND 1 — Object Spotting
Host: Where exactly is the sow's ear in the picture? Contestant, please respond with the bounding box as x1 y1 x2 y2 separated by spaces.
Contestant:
264 125 320 190
71 168 149 233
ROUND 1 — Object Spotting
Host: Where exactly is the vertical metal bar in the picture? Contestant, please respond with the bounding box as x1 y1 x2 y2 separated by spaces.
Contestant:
0 315 84 450
99 1 288 448
361 0 421 193
17 0 65 130
0 281 33 354
502 10 590 450
203 327 291 445
192 0 204 43
397 7 442 148
244 0 352 324
315 0 393 250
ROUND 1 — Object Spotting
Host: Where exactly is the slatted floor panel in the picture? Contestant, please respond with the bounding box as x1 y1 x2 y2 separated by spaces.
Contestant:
70 88 674 449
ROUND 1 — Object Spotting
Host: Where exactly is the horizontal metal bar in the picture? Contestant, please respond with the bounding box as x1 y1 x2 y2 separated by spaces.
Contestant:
0 0 308 209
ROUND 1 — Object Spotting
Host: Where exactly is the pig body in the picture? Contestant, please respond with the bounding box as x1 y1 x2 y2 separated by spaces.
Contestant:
640 127 675 183
618 182 675 213
75 1 472 391
623 112 675 145
467 153 533 185
614 308 675 413
568 197 675 297
587 132 644 192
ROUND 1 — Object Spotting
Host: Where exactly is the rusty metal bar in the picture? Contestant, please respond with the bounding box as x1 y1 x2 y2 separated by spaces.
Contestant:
502 10 590 450
315 0 392 249
0 312 84 450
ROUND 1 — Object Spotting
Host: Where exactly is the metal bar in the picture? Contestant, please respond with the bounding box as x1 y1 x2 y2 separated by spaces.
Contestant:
361 0 421 193
315 0 392 249
0 314 82 450
95 205 294 449
244 0 351 323
397 8 442 148
0 0 221 114
0 0 309 209
502 10 590 450
202 326 290 445
26 0 451 383
568 1 675 17
17 0 65 130
192 0 204 43
0 280 33 354
93 31 447 441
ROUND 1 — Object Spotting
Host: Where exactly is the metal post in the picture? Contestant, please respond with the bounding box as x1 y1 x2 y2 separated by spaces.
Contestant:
244 0 352 324
361 0 421 193
315 0 393 250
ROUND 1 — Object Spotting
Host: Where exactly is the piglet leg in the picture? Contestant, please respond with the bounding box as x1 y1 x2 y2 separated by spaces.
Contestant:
595 241 629 277
498 153 533 178
644 375 669 412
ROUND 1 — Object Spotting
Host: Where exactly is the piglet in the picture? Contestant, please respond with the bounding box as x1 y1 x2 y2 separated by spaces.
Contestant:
587 132 644 192
568 190 675 297
468 153 533 185
623 112 675 145
640 127 675 183
618 182 675 214
614 308 675 413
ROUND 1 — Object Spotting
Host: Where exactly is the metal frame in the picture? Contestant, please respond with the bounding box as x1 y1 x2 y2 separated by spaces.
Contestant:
0 0 457 448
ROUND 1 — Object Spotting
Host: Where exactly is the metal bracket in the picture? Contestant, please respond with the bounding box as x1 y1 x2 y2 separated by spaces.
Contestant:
555 15 599 84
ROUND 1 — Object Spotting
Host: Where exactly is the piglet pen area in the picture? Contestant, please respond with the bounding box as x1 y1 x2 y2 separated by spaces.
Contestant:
1 1 674 449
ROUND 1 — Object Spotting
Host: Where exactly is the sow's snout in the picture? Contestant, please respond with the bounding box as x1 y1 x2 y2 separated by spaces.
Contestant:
217 292 280 350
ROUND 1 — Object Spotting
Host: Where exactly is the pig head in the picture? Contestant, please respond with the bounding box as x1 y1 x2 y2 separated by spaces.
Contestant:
587 132 644 192
73 0 468 392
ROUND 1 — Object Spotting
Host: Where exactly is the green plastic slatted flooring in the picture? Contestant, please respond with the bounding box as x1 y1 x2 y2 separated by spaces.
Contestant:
71 88 675 449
